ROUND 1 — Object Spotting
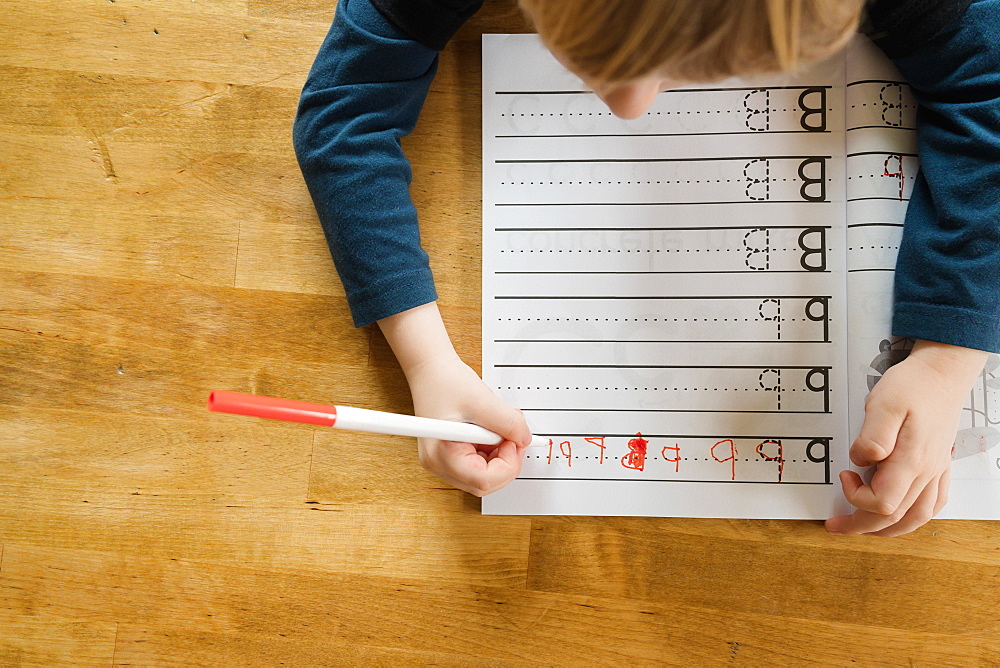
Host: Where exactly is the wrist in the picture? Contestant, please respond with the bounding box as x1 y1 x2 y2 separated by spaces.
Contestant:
377 302 461 379
908 339 989 387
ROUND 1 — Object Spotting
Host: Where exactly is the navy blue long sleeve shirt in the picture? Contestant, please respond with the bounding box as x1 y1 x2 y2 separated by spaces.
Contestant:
889 0 1000 352
293 0 1000 355
294 0 440 327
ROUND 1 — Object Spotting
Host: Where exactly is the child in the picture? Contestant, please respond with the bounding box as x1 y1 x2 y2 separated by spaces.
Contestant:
293 0 999 536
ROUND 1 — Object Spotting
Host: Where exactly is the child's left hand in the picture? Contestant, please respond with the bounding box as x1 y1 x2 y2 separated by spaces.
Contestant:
826 340 988 537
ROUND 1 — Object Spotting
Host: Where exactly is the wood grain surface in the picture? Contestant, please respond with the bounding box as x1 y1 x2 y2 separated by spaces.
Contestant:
1 1 998 665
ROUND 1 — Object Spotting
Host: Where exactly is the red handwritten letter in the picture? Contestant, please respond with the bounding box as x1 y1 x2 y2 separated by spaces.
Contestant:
883 154 905 201
711 438 738 481
559 440 573 467
621 433 648 471
661 443 681 473
585 436 607 465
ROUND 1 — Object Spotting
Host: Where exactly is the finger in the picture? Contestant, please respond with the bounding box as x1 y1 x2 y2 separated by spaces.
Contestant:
468 440 525 494
845 417 932 515
420 440 490 495
434 439 524 496
932 467 951 516
486 442 528 464
826 496 916 534
826 508 889 535
472 398 532 448
829 468 927 534
864 476 941 537
844 459 922 516
826 471 880 534
433 454 516 497
851 403 905 466
839 469 864 499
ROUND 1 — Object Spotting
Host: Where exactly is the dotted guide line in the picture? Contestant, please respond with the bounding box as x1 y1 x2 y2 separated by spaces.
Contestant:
499 109 807 117
499 179 801 185
526 455 813 462
503 386 803 392
499 248 799 253
499 317 809 322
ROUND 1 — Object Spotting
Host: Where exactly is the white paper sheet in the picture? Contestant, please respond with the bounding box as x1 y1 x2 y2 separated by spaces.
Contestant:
481 34 999 519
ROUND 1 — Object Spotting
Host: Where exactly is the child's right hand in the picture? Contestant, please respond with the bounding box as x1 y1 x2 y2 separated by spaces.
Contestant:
378 302 532 496
407 354 531 496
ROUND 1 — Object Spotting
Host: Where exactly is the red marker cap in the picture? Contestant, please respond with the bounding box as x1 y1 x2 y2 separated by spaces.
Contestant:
207 390 338 427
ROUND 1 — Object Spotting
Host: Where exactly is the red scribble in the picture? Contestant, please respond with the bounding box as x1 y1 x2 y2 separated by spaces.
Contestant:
711 438 738 481
559 440 572 467
585 436 607 464
661 443 681 473
621 433 648 471
883 154 905 201
755 439 785 482
546 438 554 465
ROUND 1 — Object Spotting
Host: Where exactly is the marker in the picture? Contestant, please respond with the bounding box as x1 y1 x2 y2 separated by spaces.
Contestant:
207 390 549 448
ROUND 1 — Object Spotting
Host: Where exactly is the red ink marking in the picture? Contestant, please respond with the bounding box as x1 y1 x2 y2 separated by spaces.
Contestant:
585 436 607 465
883 154 905 201
661 443 681 473
621 433 648 471
559 440 572 467
711 438 738 481
546 438 554 465
755 439 785 482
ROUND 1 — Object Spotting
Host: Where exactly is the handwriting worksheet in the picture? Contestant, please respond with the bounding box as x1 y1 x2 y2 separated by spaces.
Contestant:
481 35 1000 519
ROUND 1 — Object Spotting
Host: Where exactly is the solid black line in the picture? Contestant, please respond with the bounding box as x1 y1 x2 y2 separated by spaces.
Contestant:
846 197 909 202
515 478 832 485
495 130 830 138
494 270 831 275
495 339 826 344
848 268 894 273
846 79 907 87
520 409 829 414
533 432 831 440
496 155 831 164
494 295 830 300
846 222 904 228
494 224 832 232
496 200 829 207
493 85 833 94
846 151 918 158
498 364 831 369
847 125 916 131
494 90 592 95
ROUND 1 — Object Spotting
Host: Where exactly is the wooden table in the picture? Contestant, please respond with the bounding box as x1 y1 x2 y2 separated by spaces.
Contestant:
1 1 998 664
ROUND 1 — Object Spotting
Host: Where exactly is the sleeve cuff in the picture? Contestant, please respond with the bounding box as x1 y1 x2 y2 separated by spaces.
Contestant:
348 268 439 327
370 0 482 50
892 301 1000 354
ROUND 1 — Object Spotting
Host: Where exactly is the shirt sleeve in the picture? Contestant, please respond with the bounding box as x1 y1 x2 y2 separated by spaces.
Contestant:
371 0 483 50
292 0 442 327
883 0 1000 353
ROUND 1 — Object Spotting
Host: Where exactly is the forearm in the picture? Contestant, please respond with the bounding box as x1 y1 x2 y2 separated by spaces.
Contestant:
907 339 989 388
377 302 461 380
293 0 440 327
884 0 1000 353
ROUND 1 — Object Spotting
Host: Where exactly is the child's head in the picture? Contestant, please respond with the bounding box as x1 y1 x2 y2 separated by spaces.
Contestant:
519 0 863 118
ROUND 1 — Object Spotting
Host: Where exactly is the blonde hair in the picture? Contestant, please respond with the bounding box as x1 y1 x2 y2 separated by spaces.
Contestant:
518 0 864 84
